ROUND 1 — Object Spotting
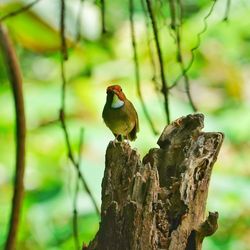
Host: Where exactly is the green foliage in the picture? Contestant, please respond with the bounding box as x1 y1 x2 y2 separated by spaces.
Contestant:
1 0 250 249
1 2 61 52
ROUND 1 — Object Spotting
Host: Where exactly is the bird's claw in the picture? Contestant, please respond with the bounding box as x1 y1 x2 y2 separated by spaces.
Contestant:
112 139 117 147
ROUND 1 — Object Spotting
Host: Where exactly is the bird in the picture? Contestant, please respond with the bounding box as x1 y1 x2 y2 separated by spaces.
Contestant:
102 85 139 141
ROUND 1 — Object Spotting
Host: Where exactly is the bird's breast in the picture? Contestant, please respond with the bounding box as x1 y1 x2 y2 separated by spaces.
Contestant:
102 102 136 136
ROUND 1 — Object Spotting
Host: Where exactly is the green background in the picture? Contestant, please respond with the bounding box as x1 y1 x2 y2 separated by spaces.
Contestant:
0 0 250 249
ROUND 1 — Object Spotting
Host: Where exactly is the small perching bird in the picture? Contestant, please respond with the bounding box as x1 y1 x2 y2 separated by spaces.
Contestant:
102 85 139 141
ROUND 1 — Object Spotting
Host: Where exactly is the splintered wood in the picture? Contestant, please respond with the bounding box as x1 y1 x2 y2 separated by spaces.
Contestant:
87 114 223 250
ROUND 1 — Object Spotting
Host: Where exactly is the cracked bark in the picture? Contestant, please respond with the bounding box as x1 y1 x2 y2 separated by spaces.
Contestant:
87 113 223 250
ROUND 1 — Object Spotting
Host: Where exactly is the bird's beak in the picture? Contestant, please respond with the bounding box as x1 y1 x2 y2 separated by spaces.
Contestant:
107 88 118 96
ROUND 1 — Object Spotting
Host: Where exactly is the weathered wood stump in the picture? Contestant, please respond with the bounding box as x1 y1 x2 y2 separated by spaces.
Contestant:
87 113 224 250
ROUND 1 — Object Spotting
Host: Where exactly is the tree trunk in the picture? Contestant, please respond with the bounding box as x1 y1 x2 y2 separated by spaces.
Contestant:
87 113 223 250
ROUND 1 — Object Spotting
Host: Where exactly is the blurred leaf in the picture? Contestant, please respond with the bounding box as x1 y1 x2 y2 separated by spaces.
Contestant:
27 183 62 204
218 105 250 144
1 2 60 52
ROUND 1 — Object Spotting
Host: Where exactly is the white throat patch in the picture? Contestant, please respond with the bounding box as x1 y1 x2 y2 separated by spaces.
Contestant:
111 94 124 108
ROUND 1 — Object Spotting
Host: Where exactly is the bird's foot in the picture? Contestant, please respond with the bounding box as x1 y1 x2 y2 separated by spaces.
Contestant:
111 139 118 147
122 139 130 145
123 135 130 145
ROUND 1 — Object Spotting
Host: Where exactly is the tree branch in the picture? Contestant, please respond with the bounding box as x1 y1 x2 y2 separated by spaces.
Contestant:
60 0 68 62
59 0 100 217
223 0 231 21
59 112 100 216
169 0 176 30
145 0 170 124
169 0 217 89
75 0 85 43
0 24 26 250
174 1 197 112
140 0 162 106
129 0 158 135
72 128 84 250
100 0 106 34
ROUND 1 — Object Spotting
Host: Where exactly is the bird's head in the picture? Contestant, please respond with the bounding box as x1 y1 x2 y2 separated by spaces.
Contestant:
106 85 126 100
106 85 126 108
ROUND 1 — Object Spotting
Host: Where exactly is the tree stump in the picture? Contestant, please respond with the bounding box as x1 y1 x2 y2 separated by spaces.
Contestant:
87 113 224 250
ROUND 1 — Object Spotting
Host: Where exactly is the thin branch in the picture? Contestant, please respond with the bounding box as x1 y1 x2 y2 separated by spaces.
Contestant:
223 0 231 21
73 175 80 250
59 0 100 217
0 24 26 250
129 0 158 135
177 0 184 25
75 0 84 43
0 0 41 22
60 0 67 114
169 0 217 89
60 0 68 62
140 0 161 92
143 0 175 45
169 0 176 30
59 111 100 216
187 0 217 70
100 0 106 34
157 0 169 31
174 0 197 112
145 0 170 124
72 128 84 250
73 177 80 250
140 0 164 117
176 26 197 111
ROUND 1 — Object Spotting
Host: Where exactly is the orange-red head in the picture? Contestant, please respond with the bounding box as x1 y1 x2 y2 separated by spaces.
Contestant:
106 85 126 101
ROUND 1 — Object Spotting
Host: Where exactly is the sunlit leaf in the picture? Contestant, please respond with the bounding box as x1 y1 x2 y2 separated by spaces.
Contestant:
1 2 60 52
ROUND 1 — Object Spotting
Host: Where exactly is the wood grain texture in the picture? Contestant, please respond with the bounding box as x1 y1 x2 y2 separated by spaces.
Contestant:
87 113 223 250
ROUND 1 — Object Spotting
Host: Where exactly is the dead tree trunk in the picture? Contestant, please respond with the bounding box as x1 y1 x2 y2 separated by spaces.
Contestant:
87 113 223 250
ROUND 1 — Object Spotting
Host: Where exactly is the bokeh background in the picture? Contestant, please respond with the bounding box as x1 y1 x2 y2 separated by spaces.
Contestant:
0 0 250 249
